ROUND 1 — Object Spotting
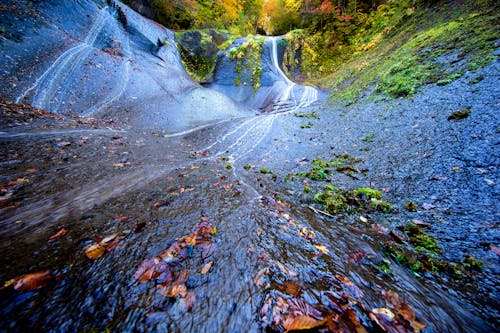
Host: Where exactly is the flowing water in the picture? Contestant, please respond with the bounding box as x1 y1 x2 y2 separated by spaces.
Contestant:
0 2 497 332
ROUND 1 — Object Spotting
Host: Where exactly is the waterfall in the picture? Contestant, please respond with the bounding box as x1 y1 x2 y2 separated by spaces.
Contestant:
269 37 318 112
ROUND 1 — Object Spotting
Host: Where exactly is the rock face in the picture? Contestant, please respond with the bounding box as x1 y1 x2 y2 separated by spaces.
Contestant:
0 0 250 132
208 36 319 112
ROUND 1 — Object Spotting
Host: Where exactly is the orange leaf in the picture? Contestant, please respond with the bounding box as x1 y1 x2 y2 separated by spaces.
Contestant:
48 228 68 242
14 270 52 291
158 283 187 297
284 315 324 331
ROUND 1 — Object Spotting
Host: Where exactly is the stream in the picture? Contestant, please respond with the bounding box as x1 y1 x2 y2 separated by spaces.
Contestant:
0 1 498 332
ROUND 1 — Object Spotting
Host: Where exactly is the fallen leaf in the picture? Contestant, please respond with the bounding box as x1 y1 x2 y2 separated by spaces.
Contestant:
372 223 389 234
359 216 368 223
389 230 405 243
25 168 38 172
181 291 196 311
84 244 105 260
13 270 52 291
254 267 270 287
284 315 324 331
257 228 264 236
314 245 329 254
201 261 213 274
8 178 29 186
158 283 187 297
48 228 68 242
133 221 146 233
348 252 371 263
113 162 128 167
275 261 298 279
115 215 129 223
279 281 302 297
135 258 157 283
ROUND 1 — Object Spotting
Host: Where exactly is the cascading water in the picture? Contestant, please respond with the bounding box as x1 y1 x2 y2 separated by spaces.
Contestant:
268 36 318 112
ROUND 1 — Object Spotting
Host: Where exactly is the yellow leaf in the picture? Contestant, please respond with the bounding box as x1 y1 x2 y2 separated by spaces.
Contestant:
85 244 105 260
314 245 329 254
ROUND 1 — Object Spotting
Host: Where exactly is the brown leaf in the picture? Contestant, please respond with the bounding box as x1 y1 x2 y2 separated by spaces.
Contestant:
8 178 29 186
389 230 405 243
135 258 157 283
133 221 146 233
48 228 68 242
284 315 324 331
201 261 213 274
278 281 302 297
84 244 105 260
14 270 52 291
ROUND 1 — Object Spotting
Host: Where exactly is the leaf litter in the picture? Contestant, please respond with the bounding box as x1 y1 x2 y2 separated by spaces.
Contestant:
135 216 217 311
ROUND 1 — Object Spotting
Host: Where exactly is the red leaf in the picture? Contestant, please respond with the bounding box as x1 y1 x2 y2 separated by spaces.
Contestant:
14 270 52 291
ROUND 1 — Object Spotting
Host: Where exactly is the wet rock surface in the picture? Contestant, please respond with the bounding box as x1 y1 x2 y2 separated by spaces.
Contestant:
0 1 498 332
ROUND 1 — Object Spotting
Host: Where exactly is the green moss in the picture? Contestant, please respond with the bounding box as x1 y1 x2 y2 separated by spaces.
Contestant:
361 132 374 143
448 108 471 120
468 75 484 85
243 164 252 170
314 185 348 214
225 164 233 170
355 187 382 200
300 122 313 129
370 199 393 213
294 111 319 119
404 201 418 212
303 186 312 194
260 167 272 174
404 223 442 254
462 256 483 271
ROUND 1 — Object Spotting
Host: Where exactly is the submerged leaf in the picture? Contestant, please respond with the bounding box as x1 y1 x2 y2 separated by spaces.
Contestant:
201 261 213 274
13 270 52 291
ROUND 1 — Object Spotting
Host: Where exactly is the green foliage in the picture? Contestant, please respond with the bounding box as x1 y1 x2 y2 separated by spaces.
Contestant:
227 35 265 90
322 0 499 102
